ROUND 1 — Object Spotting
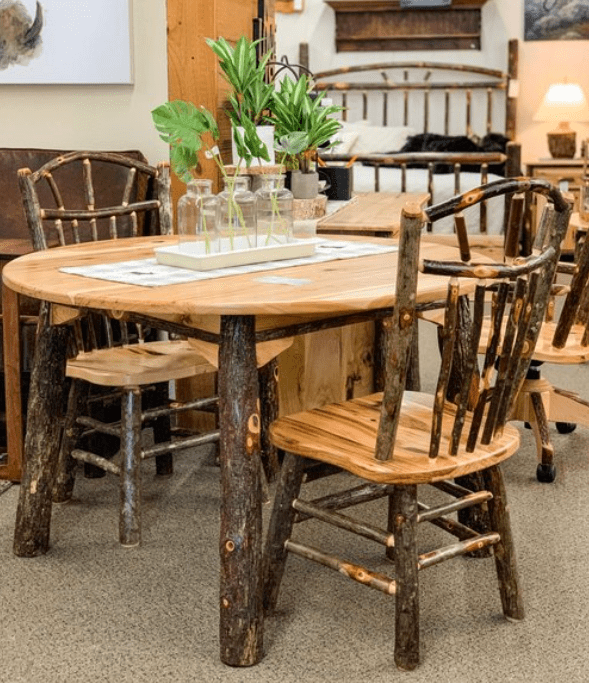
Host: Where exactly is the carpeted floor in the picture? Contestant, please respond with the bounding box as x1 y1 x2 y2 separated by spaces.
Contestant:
1 324 589 683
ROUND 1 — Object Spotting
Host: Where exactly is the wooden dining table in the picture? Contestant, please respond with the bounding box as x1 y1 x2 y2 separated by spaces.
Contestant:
3 227 466 667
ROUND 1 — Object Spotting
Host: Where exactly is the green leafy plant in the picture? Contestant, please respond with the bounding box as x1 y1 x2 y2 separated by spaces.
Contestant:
271 75 343 173
151 100 219 183
206 35 273 166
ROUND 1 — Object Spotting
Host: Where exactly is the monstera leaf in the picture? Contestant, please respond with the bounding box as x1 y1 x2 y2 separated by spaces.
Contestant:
151 100 219 182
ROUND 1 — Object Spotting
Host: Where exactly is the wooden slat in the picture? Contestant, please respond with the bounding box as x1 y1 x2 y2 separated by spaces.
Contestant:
317 192 429 236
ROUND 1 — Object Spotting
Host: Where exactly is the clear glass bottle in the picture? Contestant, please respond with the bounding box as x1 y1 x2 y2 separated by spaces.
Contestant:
255 173 294 245
176 179 219 253
218 176 257 250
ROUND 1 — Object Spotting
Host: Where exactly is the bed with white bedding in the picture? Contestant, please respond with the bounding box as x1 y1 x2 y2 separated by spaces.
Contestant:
303 39 523 248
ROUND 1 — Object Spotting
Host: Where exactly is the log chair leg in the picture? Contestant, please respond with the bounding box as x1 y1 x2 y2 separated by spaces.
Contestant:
53 378 88 503
263 451 307 613
482 464 524 622
528 391 556 483
119 386 142 547
13 302 70 557
218 315 264 667
258 358 280 483
151 381 173 477
391 484 420 672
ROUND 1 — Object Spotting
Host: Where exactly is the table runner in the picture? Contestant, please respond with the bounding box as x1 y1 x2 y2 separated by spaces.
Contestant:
60 239 398 287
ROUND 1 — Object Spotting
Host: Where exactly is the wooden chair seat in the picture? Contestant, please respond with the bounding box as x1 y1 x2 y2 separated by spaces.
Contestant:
66 340 215 386
270 391 520 485
532 322 589 364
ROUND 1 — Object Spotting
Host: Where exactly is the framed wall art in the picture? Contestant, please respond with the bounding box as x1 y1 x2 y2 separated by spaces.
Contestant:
0 0 133 84
525 0 589 41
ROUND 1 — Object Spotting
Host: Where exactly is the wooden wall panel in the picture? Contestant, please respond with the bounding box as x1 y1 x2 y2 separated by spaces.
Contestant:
168 0 269 431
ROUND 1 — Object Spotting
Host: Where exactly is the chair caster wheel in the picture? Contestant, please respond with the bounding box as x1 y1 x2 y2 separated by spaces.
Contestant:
556 422 576 434
536 463 556 483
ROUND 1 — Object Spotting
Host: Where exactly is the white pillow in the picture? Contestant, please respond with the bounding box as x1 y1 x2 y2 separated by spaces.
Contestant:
353 125 417 154
338 121 416 154
326 130 359 155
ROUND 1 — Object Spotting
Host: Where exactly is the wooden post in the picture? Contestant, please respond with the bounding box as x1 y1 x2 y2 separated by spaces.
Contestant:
13 302 69 557
482 464 524 621
119 387 142 547
392 484 419 672
258 357 280 481
218 315 264 666
1 284 23 482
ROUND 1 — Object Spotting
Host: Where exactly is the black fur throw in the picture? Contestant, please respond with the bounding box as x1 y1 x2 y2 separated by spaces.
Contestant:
365 132 511 175
399 133 480 154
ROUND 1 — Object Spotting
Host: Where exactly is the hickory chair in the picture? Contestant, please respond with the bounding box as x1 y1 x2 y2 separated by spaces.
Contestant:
509 210 589 482
18 152 220 546
418 179 581 483
263 178 571 671
0 148 150 481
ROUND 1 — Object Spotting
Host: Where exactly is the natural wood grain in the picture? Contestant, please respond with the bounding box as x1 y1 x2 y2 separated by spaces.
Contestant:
2 235 468 319
317 192 429 236
270 392 520 484
66 340 215 387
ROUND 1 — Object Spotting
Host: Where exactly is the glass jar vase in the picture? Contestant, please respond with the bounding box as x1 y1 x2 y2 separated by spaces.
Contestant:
218 176 257 251
255 173 294 245
177 179 219 253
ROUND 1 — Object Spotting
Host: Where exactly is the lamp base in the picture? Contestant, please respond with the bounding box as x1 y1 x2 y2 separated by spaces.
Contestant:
547 130 576 158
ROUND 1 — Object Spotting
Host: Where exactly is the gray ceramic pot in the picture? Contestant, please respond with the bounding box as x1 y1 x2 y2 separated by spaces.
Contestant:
290 170 319 199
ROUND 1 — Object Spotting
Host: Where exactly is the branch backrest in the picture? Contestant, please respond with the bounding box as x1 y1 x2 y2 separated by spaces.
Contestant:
375 178 571 462
312 61 511 138
18 152 173 353
18 151 172 251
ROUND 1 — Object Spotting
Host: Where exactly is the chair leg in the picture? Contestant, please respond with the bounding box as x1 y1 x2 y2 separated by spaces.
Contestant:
529 391 556 483
259 358 280 482
263 451 306 613
150 381 173 477
119 387 142 547
53 378 88 503
391 484 419 672
482 464 524 622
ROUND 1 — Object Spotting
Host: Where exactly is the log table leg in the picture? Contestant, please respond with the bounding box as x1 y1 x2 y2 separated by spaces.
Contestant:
218 315 264 666
13 302 70 557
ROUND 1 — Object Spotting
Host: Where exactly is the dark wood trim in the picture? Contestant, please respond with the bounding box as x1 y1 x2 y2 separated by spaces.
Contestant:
325 0 489 52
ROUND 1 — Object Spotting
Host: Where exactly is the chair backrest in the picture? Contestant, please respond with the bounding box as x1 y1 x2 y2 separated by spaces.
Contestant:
18 151 172 251
375 178 572 462
549 232 589 350
18 152 173 352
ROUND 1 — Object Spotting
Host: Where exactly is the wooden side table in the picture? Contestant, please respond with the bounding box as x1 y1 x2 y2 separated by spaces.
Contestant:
568 212 589 259
526 158 585 253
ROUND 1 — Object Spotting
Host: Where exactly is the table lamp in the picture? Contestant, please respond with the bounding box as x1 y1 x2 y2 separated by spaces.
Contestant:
533 82 589 159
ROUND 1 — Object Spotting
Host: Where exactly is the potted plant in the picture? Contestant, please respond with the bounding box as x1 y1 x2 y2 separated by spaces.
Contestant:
270 74 343 199
206 35 275 167
151 100 261 251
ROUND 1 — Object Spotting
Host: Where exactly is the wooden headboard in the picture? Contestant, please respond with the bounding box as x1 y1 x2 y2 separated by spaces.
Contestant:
300 39 519 142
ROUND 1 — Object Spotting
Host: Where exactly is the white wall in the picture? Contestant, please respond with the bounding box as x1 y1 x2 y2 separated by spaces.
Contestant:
0 0 169 165
276 0 589 163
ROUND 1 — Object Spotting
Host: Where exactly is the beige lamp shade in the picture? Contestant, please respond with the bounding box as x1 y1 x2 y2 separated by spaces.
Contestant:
534 83 589 158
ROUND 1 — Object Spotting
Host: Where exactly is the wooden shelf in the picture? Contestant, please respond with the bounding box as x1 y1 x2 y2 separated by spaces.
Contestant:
325 0 489 52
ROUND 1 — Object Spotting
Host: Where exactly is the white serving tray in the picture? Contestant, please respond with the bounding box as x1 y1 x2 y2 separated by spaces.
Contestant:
154 236 318 272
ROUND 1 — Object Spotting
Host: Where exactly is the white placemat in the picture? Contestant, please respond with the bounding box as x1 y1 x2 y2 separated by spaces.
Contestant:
60 239 398 287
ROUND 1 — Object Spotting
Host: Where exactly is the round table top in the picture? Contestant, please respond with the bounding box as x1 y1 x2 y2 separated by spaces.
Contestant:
2 235 462 324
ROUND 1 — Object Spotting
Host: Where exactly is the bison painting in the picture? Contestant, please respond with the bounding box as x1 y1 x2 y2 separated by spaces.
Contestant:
0 0 43 70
